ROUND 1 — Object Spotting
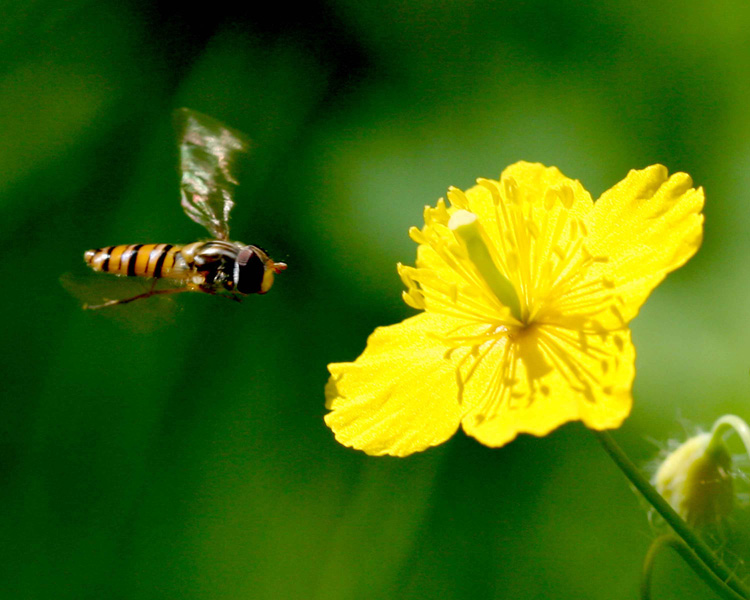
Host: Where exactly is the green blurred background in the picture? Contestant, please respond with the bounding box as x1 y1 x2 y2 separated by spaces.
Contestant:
2 0 749 598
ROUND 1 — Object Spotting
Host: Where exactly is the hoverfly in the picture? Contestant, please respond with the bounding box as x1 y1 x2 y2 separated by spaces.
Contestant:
82 108 286 310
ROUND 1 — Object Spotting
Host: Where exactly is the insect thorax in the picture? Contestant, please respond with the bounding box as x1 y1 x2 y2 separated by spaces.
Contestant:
182 241 240 292
186 240 269 295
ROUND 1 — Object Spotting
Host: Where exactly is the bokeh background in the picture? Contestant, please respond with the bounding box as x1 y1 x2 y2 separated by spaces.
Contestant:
2 1 750 598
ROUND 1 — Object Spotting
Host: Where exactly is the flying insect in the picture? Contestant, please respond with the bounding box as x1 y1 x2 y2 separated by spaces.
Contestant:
82 108 286 309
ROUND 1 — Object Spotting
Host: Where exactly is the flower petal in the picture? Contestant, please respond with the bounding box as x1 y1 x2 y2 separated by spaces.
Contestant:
459 325 635 448
584 165 704 326
325 312 465 456
462 161 594 225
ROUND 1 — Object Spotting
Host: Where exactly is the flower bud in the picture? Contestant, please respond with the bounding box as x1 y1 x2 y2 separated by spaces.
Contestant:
653 431 734 528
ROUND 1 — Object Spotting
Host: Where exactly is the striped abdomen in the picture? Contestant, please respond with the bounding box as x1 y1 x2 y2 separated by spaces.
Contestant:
84 243 192 280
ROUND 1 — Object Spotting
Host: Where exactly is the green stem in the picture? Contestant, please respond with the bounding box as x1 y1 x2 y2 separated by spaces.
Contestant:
709 415 750 458
595 430 750 600
641 534 745 600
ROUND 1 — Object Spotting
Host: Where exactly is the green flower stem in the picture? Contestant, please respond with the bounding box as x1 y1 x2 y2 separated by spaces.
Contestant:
595 430 750 600
641 534 745 600
709 415 750 458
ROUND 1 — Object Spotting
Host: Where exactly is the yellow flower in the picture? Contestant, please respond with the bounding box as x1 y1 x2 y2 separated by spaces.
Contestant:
325 162 704 456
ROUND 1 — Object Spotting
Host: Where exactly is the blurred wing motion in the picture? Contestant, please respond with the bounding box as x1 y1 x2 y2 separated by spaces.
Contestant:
175 107 250 241
61 272 181 330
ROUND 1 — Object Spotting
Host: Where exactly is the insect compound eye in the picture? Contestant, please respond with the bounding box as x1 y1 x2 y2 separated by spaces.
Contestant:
233 246 265 294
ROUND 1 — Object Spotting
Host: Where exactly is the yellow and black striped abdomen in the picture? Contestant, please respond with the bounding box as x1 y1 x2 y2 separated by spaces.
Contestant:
84 244 184 280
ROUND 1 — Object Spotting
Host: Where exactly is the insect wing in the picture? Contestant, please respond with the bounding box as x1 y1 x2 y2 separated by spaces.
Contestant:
175 108 250 241
61 272 183 331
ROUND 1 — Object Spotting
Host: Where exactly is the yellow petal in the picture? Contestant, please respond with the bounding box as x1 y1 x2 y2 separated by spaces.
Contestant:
461 161 594 227
459 325 635 448
325 312 465 456
584 165 704 326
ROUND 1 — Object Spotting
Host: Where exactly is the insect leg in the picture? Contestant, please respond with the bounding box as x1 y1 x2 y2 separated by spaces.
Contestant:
83 283 194 310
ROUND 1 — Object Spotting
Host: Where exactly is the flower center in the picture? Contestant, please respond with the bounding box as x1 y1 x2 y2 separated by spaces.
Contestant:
461 178 626 331
396 177 635 414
